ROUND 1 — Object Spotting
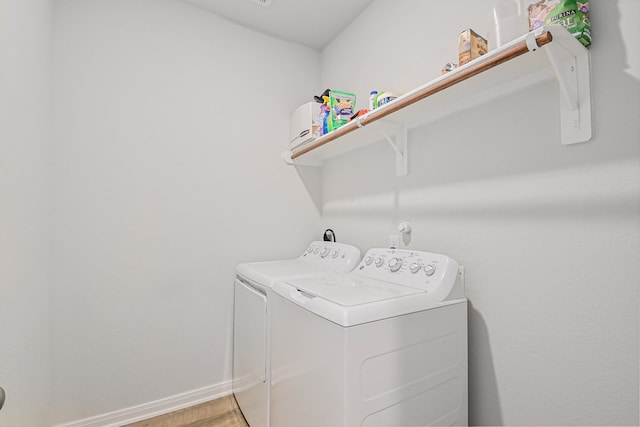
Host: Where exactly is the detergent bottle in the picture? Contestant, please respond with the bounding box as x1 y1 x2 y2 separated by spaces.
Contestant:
321 95 332 135
368 91 378 110
489 0 528 49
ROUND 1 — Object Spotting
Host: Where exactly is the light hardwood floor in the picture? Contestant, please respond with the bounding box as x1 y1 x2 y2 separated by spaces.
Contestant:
123 395 249 427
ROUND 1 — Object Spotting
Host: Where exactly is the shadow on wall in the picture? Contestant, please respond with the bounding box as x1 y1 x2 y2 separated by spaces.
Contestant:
291 163 323 214
313 1 639 209
618 0 640 82
468 302 503 426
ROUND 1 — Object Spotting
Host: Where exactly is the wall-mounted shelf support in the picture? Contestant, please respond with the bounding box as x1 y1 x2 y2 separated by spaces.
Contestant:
282 150 321 167
376 122 407 176
283 122 408 175
544 36 591 145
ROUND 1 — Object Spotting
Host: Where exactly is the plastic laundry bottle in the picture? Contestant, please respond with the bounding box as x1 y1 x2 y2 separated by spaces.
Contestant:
321 95 332 134
368 91 378 110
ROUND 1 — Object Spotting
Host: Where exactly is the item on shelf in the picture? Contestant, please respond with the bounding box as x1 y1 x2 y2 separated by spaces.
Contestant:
319 98 330 135
376 91 402 107
441 62 459 74
313 88 331 103
490 0 528 49
528 0 590 47
368 91 378 110
459 28 488 65
289 102 321 150
349 109 368 121
322 95 333 134
329 90 356 129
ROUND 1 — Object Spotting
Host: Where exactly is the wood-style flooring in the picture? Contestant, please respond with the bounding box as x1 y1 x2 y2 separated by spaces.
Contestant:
123 394 248 427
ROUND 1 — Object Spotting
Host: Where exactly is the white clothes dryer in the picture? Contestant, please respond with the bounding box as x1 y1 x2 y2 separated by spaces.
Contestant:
233 241 361 427
270 248 467 427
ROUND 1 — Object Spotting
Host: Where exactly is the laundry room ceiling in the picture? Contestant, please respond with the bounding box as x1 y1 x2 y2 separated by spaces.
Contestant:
180 0 373 50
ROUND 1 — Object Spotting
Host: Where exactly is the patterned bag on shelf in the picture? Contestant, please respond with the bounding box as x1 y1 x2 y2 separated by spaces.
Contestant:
528 0 591 47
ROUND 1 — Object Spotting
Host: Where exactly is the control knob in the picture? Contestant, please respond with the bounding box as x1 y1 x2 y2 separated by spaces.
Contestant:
320 248 330 258
375 258 384 267
331 250 339 258
409 263 421 274
388 258 403 272
364 256 374 265
424 264 436 276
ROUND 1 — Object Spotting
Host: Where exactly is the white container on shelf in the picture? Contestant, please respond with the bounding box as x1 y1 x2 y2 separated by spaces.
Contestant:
289 102 321 150
490 0 528 49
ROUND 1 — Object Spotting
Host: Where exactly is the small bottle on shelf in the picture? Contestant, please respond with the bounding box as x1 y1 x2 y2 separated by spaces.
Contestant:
368 91 378 111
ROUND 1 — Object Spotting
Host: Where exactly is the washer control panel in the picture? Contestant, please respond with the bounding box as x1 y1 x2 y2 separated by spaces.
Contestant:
300 241 361 273
355 248 459 292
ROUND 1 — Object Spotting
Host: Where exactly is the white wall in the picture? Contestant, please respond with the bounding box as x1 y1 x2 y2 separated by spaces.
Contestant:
50 0 321 423
8 0 634 425
0 0 52 425
320 0 639 425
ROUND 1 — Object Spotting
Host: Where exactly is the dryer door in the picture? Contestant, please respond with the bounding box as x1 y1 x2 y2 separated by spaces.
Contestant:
233 278 268 427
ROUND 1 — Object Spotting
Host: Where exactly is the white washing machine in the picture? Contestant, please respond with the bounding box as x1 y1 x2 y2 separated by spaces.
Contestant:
233 241 361 427
270 248 468 427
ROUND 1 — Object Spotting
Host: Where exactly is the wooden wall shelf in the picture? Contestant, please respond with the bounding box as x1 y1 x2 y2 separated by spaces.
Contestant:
284 26 591 176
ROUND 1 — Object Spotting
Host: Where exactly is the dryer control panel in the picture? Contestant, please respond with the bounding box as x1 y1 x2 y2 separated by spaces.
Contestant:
355 248 459 294
299 241 361 273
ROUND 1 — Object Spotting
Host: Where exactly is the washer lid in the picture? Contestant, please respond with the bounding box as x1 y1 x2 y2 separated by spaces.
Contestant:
273 275 461 327
237 259 323 287
236 241 361 287
273 248 463 326
285 275 422 306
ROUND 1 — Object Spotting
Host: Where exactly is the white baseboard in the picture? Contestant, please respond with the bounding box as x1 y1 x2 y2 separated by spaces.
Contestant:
54 381 233 427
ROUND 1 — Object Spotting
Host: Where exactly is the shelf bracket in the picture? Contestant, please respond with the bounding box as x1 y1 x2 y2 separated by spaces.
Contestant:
544 39 592 144
376 122 407 176
282 150 321 167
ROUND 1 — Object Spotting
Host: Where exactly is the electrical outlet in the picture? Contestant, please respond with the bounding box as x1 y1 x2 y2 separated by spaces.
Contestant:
389 235 400 249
